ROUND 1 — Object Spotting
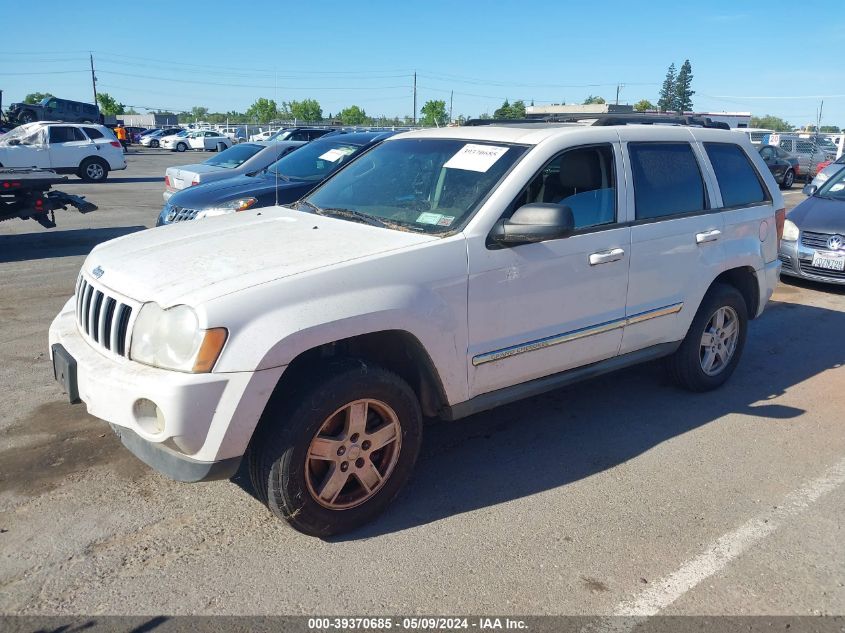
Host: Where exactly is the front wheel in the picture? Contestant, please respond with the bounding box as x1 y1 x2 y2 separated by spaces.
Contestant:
780 169 794 189
18 110 36 123
666 283 748 392
150 139 160 148
249 359 423 536
176 142 187 152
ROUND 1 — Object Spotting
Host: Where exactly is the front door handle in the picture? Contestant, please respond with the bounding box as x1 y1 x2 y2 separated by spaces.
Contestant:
589 248 625 265
696 229 721 244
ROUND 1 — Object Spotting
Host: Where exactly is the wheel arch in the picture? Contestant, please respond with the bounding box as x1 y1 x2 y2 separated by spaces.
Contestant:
710 266 760 319
265 329 449 419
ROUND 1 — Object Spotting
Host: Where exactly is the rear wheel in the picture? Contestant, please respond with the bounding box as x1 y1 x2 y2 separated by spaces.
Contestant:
780 169 794 189
248 359 423 536
77 157 108 182
666 283 748 392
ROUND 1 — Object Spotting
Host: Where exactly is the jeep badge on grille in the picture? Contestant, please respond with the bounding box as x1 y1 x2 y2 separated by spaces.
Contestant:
92 266 104 279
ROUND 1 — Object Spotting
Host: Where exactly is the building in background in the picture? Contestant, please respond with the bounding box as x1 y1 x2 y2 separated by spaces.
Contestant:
103 113 181 128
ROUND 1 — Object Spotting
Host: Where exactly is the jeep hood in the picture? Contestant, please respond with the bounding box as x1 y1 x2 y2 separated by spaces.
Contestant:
85 206 438 306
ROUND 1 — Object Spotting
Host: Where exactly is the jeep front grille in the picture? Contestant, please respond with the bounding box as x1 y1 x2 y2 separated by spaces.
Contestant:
165 205 200 223
75 275 133 357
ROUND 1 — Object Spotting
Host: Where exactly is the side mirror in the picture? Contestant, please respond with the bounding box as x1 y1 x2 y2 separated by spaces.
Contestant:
802 184 817 196
490 203 575 246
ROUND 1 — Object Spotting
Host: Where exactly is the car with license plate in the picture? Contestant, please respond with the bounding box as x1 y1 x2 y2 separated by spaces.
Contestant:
163 141 304 202
157 132 390 224
49 119 782 536
0 122 126 182
779 168 845 284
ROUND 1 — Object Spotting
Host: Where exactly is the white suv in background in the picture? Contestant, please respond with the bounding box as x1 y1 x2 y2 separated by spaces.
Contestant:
0 122 127 182
49 119 782 536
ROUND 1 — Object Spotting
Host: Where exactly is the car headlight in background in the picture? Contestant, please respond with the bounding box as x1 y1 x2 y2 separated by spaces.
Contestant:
194 197 258 220
782 219 800 242
129 303 227 373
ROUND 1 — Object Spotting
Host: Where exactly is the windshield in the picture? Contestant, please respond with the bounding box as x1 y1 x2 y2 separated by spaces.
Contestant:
267 129 292 142
267 139 360 181
204 143 263 168
303 138 527 234
817 167 845 200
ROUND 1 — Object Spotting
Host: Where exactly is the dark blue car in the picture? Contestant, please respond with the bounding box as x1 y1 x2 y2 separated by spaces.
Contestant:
156 131 394 226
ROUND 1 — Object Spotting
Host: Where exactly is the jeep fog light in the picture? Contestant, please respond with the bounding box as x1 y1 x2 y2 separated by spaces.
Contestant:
133 398 165 435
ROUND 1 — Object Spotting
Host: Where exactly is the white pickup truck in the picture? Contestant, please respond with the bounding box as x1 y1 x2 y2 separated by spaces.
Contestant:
49 119 783 536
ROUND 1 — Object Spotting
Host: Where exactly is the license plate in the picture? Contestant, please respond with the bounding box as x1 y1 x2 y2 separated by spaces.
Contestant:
811 250 845 271
52 344 80 404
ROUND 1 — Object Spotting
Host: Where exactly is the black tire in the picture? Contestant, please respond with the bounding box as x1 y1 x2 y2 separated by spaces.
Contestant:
248 359 423 536
77 157 109 182
18 110 36 124
666 283 748 392
780 169 794 190
150 139 160 148
176 142 187 152
216 141 227 152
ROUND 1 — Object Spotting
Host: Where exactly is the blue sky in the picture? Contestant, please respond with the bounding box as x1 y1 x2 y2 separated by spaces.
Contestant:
2 0 844 126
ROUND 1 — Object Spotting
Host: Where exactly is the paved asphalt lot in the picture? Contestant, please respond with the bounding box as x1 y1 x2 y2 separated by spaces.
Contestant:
0 149 843 616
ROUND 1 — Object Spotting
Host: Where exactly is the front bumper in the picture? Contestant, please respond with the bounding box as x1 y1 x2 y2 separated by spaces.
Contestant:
48 299 284 481
779 239 845 285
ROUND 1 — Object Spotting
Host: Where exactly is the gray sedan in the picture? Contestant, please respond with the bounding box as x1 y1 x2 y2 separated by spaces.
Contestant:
779 167 845 285
163 140 304 201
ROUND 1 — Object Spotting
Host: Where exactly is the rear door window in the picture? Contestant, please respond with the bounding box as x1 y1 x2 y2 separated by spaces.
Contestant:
82 127 104 140
629 142 707 220
49 126 86 143
704 143 768 208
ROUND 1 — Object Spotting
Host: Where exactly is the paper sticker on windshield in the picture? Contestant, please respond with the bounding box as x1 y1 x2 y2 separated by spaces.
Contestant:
444 144 509 172
318 148 351 162
437 216 455 227
831 183 845 192
416 212 443 225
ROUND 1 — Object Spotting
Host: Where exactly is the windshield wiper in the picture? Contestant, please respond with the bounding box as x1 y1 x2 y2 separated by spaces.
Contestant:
315 207 388 228
266 168 289 182
293 199 321 214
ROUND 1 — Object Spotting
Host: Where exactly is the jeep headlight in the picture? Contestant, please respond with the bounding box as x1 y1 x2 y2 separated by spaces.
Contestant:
195 197 258 220
129 303 227 373
782 219 799 242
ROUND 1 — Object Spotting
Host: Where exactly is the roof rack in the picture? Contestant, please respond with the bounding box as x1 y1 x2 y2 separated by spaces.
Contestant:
464 112 731 130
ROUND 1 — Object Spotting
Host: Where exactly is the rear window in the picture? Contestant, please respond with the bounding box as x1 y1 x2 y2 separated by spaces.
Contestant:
204 143 263 168
629 143 707 220
704 143 767 208
82 127 104 140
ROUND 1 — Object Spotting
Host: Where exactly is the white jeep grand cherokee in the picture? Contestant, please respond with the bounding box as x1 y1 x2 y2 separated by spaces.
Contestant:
49 121 783 536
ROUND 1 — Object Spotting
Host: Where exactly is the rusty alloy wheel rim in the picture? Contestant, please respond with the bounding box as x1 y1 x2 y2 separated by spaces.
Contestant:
305 398 402 510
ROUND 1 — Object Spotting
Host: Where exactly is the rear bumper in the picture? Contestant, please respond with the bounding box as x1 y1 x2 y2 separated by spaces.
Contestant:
757 259 781 317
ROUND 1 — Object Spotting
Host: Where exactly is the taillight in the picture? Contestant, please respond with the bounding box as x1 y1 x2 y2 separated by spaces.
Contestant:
775 208 786 242
110 141 121 148
164 175 171 188
191 176 200 186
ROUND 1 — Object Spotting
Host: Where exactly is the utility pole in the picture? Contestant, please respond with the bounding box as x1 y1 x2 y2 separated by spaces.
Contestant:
89 53 98 106
413 72 417 125
615 83 624 106
449 90 453 123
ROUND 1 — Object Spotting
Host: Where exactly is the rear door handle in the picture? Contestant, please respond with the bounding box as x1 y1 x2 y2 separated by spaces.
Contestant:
696 229 721 244
589 248 625 265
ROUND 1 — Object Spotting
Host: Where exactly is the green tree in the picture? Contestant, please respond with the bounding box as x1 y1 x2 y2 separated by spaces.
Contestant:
493 99 511 119
658 63 677 112
96 92 125 116
582 95 606 105
340 105 369 125
190 106 209 120
509 100 526 118
288 99 323 122
23 92 53 104
750 115 792 132
420 99 448 126
633 99 654 112
245 98 279 123
124 108 139 115
675 59 694 113
820 125 841 133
